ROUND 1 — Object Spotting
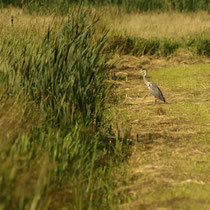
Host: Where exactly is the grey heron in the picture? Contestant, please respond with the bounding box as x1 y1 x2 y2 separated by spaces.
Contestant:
140 68 166 103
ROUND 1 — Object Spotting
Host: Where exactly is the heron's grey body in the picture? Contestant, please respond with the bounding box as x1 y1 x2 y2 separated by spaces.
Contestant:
141 69 166 103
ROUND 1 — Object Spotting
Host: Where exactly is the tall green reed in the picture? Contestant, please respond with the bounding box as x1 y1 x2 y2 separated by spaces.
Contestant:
4 8 112 129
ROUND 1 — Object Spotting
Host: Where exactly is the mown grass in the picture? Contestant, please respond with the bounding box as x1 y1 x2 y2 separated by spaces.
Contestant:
151 64 210 125
115 63 210 209
140 184 210 209
154 63 209 82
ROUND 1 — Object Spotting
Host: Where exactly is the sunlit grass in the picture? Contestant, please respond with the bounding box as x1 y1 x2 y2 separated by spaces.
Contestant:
150 65 210 123
152 64 210 90
141 184 210 209
107 11 210 40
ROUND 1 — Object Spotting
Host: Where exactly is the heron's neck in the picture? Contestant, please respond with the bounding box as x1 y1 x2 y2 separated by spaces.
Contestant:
143 73 149 86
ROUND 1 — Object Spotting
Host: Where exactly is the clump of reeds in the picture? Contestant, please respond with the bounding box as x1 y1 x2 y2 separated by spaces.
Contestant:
4 7 112 129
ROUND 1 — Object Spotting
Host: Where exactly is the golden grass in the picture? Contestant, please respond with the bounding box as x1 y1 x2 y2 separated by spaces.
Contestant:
107 11 210 39
1 7 210 40
0 8 55 27
2 8 210 42
0 8 61 40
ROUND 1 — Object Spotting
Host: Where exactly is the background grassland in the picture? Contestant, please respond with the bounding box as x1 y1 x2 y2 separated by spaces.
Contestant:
2 7 210 57
108 12 210 39
106 11 210 56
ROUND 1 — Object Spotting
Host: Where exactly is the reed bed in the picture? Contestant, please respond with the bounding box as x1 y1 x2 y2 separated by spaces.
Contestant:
0 7 129 209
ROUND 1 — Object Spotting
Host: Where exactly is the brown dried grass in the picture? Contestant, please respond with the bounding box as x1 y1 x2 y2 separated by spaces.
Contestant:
108 11 210 39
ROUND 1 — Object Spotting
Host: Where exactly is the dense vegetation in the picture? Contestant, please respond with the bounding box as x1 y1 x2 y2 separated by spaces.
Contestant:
1 0 210 13
109 35 210 57
0 7 129 209
2 9 111 128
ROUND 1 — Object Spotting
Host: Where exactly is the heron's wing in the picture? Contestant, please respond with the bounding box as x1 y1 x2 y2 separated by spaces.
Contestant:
148 82 166 102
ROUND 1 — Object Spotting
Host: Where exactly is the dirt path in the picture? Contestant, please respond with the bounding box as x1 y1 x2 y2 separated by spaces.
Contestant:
110 55 210 209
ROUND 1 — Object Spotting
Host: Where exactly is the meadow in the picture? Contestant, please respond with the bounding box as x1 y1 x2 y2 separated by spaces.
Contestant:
0 1 210 210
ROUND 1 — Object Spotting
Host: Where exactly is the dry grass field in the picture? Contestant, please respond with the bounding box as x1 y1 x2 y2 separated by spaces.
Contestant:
0 8 54 29
2 8 210 40
108 11 210 39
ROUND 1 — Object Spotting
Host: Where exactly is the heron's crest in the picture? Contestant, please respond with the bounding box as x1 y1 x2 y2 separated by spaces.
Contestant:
140 68 147 73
